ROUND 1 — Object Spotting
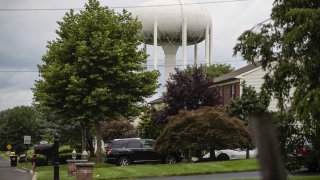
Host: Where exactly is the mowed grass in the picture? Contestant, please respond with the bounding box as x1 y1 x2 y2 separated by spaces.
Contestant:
32 159 259 180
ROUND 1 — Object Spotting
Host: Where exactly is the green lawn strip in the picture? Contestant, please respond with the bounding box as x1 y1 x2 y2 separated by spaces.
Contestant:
228 176 320 180
94 159 259 180
32 159 258 180
0 151 10 160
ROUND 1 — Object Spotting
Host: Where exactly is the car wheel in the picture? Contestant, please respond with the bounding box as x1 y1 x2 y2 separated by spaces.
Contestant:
217 153 230 161
117 157 131 166
165 155 177 164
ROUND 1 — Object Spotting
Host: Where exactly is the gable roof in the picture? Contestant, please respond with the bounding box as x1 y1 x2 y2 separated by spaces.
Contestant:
214 61 261 83
148 96 164 105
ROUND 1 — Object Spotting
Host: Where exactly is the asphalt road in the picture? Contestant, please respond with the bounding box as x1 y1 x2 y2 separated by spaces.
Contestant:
0 155 32 180
135 169 320 180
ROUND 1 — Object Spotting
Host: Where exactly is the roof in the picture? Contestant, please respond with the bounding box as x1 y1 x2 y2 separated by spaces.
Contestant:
148 97 164 105
214 61 261 83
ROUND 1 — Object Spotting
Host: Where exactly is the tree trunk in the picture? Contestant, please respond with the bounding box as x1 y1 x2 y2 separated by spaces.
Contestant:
209 146 216 161
81 123 87 152
87 132 94 157
95 121 103 163
187 149 192 163
246 148 250 159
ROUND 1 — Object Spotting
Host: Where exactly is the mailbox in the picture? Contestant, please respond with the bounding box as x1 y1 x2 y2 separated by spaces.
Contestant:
34 144 54 155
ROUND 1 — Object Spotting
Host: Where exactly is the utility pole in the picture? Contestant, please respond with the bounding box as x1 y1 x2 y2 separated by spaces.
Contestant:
53 134 59 180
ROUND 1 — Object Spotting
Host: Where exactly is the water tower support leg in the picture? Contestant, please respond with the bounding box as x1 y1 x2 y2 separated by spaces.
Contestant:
194 43 198 65
182 18 187 69
205 23 210 66
210 25 213 65
153 17 158 70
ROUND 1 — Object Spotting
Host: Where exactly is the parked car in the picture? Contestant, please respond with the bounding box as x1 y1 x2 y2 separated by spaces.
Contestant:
202 148 258 160
105 138 183 166
294 141 320 171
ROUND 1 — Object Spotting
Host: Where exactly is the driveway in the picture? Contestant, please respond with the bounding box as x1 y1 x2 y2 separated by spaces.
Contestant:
0 155 32 180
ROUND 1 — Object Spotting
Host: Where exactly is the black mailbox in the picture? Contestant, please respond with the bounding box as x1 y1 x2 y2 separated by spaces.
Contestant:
34 144 54 155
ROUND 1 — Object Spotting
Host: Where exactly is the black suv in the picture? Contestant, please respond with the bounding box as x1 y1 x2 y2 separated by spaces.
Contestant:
105 138 183 166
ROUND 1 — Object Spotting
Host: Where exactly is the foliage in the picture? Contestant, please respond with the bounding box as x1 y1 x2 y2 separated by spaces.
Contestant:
0 106 40 151
33 0 159 161
233 0 320 151
101 119 137 143
227 82 270 124
155 107 253 154
153 66 221 125
201 64 234 79
137 107 163 139
273 112 305 171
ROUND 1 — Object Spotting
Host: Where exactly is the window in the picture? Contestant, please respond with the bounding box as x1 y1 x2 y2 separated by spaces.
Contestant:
110 140 128 148
128 140 142 148
231 83 236 100
141 139 154 148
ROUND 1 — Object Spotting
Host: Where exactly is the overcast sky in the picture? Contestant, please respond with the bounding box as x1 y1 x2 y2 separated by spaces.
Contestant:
0 0 274 110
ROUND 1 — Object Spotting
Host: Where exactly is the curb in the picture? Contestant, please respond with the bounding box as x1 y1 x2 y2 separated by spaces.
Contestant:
32 172 37 180
0 153 10 161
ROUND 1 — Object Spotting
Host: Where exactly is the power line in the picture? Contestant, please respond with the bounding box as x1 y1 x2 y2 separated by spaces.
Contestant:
0 60 246 72
0 0 249 11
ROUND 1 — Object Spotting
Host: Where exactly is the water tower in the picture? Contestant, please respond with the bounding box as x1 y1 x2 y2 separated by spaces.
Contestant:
131 0 213 80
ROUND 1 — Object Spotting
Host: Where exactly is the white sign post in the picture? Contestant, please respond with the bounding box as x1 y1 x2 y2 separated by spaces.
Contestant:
24 136 31 145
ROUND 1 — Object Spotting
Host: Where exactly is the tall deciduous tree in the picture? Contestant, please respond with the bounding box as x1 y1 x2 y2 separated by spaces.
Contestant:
33 0 159 162
153 66 221 124
233 0 320 156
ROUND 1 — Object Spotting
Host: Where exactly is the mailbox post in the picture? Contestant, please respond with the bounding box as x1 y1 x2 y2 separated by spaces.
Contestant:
53 134 59 180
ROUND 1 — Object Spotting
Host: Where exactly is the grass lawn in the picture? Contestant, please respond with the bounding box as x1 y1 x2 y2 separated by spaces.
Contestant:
19 159 259 180
0 151 10 159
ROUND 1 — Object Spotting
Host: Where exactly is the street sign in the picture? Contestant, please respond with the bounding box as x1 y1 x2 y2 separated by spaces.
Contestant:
6 144 12 150
24 136 31 144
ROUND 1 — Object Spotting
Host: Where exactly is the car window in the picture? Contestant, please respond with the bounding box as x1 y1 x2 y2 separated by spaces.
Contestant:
110 140 128 148
141 139 154 148
128 140 142 148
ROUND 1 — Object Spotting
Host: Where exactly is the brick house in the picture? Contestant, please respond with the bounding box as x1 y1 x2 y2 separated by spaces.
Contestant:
213 62 278 111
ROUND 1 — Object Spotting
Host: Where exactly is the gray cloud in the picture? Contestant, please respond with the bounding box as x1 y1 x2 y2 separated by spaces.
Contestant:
0 0 274 110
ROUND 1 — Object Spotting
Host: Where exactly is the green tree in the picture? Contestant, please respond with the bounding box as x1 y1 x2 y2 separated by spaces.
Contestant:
101 119 137 143
201 64 233 79
233 0 320 159
155 107 253 162
0 106 40 151
227 82 270 158
152 66 221 125
33 0 159 162
137 107 163 139
227 82 270 124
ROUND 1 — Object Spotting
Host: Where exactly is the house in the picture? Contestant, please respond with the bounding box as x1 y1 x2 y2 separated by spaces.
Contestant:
213 61 278 111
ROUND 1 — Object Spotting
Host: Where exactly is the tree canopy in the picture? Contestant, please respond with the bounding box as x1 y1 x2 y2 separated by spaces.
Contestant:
0 106 40 151
154 107 253 154
153 66 221 124
34 0 159 122
101 119 137 143
227 82 270 124
201 64 233 79
233 0 320 151
33 0 159 161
